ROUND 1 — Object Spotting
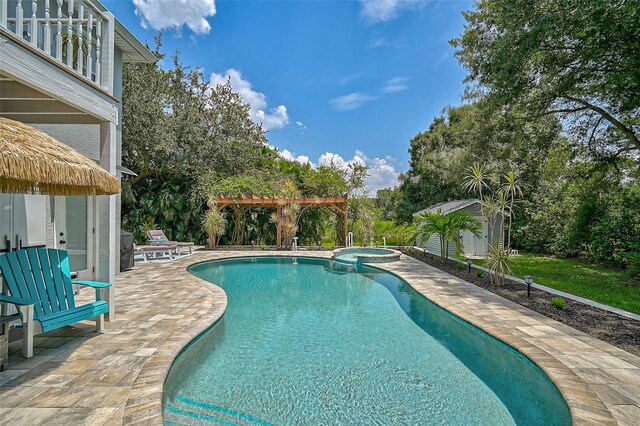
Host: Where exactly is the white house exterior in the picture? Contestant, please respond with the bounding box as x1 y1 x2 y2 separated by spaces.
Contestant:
413 199 502 258
0 0 155 319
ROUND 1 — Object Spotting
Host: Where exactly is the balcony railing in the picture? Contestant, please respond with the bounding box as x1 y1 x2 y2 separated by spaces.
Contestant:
1 0 111 89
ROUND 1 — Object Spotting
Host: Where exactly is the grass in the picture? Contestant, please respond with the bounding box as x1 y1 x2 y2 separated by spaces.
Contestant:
475 253 640 314
320 220 416 249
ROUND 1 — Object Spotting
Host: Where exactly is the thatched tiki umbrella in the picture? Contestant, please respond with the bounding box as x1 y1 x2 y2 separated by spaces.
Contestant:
0 118 120 196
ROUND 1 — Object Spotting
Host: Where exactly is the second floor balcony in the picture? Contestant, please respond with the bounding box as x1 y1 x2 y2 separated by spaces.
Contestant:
1 0 114 92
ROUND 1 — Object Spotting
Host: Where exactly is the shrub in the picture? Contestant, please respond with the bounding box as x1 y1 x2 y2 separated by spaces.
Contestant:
476 269 485 278
626 251 640 278
457 262 466 270
551 297 565 310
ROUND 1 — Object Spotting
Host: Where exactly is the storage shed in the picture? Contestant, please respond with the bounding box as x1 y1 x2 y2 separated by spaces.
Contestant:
413 199 502 258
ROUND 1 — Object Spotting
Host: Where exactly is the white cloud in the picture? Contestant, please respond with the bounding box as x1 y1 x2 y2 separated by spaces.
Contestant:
319 152 352 169
330 77 410 112
133 0 216 35
329 92 378 111
339 73 364 85
319 150 399 194
382 76 410 94
433 50 450 68
368 38 387 49
295 121 308 134
280 149 313 166
356 150 400 194
272 148 400 194
210 69 289 130
359 0 425 24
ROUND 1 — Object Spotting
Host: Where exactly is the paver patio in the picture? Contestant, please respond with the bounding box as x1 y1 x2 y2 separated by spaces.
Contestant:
0 251 638 425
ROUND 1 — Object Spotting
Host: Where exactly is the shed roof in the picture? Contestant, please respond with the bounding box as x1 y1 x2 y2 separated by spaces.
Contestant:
412 199 480 217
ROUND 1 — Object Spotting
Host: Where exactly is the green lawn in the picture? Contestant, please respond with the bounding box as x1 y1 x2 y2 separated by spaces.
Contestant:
475 253 640 314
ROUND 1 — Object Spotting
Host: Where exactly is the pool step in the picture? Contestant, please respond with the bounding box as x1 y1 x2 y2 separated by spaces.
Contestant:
334 255 358 264
165 394 274 426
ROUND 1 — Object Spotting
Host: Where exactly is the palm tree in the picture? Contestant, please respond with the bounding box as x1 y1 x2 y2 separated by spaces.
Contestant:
414 209 482 261
447 209 483 258
463 163 490 252
499 171 525 250
203 195 227 248
270 179 316 249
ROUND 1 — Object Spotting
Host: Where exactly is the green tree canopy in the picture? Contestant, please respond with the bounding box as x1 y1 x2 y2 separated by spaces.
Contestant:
121 36 349 245
451 0 640 157
394 101 560 222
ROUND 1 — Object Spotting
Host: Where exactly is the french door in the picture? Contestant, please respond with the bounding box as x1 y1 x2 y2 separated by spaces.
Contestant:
55 196 94 279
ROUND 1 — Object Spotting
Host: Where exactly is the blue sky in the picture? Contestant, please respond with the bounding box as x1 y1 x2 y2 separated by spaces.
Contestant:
105 0 472 192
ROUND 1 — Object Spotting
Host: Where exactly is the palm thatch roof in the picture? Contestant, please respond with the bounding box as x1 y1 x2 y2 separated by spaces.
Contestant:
0 118 120 196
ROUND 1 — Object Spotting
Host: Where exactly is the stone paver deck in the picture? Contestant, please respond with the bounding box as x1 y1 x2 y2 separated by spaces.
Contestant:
0 251 638 425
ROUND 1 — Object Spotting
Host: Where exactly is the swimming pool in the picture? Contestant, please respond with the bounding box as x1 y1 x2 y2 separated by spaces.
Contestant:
164 256 570 425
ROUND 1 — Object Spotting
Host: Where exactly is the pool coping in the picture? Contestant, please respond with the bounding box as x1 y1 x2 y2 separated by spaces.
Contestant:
1 250 638 425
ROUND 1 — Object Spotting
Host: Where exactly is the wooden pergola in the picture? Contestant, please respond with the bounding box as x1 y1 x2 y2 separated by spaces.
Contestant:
215 194 348 246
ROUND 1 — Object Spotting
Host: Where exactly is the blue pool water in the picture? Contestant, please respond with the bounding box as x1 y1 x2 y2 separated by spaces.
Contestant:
164 257 571 425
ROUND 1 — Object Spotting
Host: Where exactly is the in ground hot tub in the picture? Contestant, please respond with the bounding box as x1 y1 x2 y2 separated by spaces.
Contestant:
332 247 402 264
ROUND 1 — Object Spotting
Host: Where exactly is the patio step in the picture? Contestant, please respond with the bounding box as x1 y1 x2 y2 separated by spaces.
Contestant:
165 394 274 426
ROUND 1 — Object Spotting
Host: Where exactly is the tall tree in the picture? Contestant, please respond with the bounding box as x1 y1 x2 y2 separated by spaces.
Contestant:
452 0 640 157
395 102 559 222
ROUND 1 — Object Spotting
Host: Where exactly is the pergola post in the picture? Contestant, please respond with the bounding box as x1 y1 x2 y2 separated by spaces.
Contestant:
230 204 242 245
276 204 282 248
343 199 348 246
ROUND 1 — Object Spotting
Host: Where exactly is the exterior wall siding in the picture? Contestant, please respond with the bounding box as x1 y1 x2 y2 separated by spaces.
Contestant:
424 234 457 258
114 48 123 274
32 124 101 160
488 216 504 247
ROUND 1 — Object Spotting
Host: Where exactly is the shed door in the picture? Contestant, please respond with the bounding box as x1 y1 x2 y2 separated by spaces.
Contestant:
473 220 488 256
462 230 474 257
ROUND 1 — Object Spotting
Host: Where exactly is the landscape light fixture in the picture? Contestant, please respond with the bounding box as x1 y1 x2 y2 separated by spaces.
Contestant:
466 259 473 273
524 275 534 297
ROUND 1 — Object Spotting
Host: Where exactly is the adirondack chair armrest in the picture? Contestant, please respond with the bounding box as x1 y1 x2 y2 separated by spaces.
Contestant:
72 280 111 305
72 280 111 288
0 294 36 306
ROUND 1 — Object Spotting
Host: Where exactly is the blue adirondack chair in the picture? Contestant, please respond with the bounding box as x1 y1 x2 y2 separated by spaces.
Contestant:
0 248 111 358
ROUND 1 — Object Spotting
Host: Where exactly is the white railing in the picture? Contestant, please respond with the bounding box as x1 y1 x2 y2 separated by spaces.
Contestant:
1 0 109 88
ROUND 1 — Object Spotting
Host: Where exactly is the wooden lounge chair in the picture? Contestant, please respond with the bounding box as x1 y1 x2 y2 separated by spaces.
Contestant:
147 230 194 255
0 248 111 358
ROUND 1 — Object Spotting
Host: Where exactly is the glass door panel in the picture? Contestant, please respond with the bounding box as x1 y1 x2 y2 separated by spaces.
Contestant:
66 196 89 271
55 196 93 278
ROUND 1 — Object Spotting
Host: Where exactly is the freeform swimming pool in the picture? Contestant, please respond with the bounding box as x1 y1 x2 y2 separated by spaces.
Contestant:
164 256 571 425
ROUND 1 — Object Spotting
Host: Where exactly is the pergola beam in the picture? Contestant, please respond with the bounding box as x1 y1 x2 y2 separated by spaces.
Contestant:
215 194 348 208
213 194 349 246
